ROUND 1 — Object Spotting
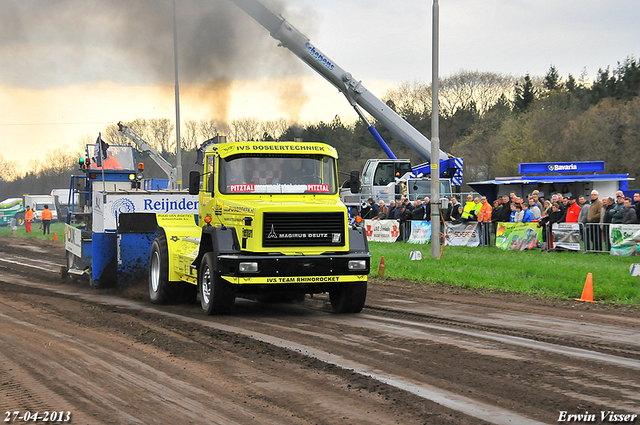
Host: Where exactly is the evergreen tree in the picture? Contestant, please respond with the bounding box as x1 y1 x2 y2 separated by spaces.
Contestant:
513 74 535 113
543 65 561 91
566 74 576 92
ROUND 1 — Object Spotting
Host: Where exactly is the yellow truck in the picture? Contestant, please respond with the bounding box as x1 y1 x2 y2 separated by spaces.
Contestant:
150 140 370 314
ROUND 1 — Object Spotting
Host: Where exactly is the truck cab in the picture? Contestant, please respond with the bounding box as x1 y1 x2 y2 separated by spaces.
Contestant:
150 140 370 315
340 158 454 208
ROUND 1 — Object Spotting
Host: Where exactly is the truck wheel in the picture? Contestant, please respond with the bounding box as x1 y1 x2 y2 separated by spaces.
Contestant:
199 252 235 315
329 282 367 313
14 212 25 226
149 233 182 304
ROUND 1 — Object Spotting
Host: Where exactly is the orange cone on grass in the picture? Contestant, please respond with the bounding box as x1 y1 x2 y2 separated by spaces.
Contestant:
377 256 385 277
575 272 597 303
53 232 58 241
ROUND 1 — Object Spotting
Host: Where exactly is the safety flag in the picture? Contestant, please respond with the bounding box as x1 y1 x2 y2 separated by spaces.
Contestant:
94 133 109 167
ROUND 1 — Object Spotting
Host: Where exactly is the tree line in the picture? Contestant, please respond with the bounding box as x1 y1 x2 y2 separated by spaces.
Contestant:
1 56 639 200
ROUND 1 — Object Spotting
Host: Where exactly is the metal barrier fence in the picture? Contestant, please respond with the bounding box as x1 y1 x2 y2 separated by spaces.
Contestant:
397 220 616 253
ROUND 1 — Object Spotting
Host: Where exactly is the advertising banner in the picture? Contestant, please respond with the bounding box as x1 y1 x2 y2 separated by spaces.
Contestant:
444 222 480 247
552 223 582 251
609 224 640 256
93 192 199 232
408 221 431 244
364 219 400 243
495 222 542 251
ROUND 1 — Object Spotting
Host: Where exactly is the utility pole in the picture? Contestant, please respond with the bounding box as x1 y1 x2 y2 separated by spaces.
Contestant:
430 0 440 259
173 0 182 189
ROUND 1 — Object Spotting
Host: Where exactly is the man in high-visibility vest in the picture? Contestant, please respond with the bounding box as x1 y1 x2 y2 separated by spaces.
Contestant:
461 195 475 220
24 206 34 233
477 196 493 222
477 196 493 245
41 205 53 235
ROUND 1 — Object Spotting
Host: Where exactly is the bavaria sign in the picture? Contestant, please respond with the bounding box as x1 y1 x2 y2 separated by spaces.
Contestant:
518 161 605 174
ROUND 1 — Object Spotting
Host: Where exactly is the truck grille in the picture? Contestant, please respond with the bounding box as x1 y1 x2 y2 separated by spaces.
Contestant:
263 212 345 247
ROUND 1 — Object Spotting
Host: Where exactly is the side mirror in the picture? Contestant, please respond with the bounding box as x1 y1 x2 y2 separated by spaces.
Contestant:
188 171 200 195
350 170 361 194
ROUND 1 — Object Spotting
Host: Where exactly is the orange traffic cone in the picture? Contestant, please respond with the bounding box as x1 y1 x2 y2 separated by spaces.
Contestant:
377 256 385 277
53 232 58 241
575 272 597 303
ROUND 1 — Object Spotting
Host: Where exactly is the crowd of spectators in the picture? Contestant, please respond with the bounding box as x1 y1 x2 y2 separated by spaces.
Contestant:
358 187 640 248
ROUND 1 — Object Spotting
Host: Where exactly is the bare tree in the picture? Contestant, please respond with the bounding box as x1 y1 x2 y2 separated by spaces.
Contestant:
42 144 79 174
148 118 175 153
260 118 290 140
384 71 516 120
182 119 199 151
102 123 131 146
383 80 431 119
198 119 224 141
0 154 20 181
228 117 260 142
439 70 515 117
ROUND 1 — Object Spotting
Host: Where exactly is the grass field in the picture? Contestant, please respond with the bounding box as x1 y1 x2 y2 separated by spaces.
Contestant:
2 223 638 304
369 242 640 304
0 222 67 242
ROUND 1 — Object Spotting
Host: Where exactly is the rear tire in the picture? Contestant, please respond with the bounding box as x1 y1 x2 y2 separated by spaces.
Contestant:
199 252 235 315
329 282 367 313
149 232 182 304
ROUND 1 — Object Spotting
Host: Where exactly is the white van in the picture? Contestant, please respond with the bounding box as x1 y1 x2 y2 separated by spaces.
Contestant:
24 195 58 222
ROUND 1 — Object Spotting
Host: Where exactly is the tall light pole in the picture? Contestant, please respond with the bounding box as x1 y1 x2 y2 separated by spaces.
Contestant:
173 0 183 189
430 0 440 259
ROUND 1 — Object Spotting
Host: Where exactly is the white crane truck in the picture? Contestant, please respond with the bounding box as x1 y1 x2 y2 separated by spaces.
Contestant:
227 0 464 208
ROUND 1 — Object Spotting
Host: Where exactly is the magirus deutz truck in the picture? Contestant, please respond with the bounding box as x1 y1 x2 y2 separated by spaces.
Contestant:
150 140 370 315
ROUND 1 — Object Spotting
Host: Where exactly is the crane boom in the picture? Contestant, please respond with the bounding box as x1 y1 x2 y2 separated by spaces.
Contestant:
117 122 178 189
228 0 450 163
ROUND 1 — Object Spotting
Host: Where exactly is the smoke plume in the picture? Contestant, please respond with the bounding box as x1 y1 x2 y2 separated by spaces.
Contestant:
0 0 311 123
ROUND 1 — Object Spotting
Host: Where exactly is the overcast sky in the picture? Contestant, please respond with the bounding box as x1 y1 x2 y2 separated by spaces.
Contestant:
1 0 638 171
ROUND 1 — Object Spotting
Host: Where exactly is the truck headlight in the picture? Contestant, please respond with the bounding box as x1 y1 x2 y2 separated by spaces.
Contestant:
239 262 259 273
348 260 367 270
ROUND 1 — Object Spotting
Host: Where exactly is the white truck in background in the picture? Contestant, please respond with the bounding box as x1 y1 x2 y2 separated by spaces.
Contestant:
23 194 58 222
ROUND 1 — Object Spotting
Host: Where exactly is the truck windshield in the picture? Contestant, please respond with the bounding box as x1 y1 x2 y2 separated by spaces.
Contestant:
87 145 135 171
219 155 337 195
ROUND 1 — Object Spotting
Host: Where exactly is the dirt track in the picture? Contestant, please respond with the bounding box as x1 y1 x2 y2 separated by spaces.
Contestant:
1 236 640 424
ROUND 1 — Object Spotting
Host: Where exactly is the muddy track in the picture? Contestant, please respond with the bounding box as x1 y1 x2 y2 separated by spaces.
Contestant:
1 236 639 424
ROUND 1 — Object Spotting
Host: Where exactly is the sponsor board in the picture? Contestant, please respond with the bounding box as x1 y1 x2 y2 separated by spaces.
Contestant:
610 224 640 256
93 192 198 232
552 223 581 251
408 221 432 244
364 219 400 243
444 222 480 247
495 222 542 251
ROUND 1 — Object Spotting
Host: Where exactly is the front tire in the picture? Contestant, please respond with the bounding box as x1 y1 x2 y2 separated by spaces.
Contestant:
15 212 25 226
199 252 235 315
329 282 367 313
149 232 182 304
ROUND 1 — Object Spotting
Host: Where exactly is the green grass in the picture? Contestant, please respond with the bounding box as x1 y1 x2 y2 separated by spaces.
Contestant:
369 242 640 304
0 222 67 242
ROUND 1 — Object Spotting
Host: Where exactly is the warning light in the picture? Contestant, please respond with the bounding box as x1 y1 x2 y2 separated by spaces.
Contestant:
204 215 212 224
355 216 363 223
138 163 144 171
